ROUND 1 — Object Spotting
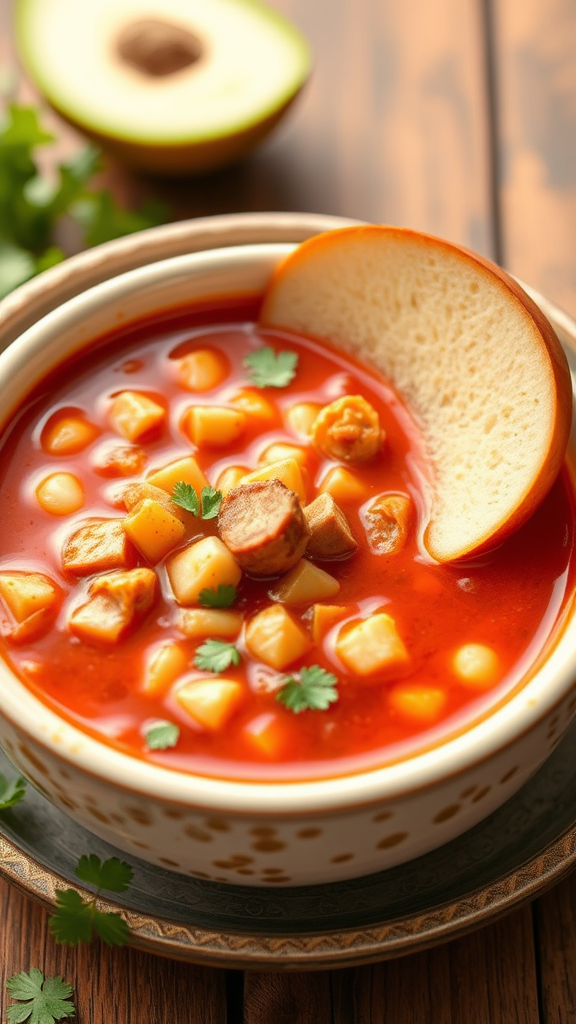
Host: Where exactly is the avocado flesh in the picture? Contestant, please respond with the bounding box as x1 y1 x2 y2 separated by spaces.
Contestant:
16 0 311 152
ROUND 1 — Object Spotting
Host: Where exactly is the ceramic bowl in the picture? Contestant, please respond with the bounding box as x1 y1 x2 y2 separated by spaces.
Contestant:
0 213 575 887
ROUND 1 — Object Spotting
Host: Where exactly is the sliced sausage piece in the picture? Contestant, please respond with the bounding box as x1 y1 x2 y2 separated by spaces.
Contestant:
217 479 310 577
311 395 384 463
69 567 157 645
363 494 413 554
303 493 357 559
62 519 134 576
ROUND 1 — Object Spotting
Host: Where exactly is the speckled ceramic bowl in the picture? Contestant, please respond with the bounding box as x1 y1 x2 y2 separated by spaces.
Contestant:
0 213 575 887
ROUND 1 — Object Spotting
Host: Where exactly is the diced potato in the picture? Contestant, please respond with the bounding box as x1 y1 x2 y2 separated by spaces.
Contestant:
245 603 312 670
363 494 412 554
311 395 383 462
121 481 186 523
259 443 309 469
123 499 186 563
318 466 371 504
167 536 242 606
304 493 357 559
62 519 134 575
0 572 58 622
215 465 249 494
311 603 349 644
242 712 289 758
93 444 147 478
241 458 307 504
176 348 229 392
268 559 340 606
178 608 242 639
230 389 276 424
36 472 85 515
336 613 409 676
69 567 157 644
285 402 322 438
41 411 99 455
110 391 165 442
452 644 499 689
389 684 447 723
176 678 244 731
148 455 209 495
142 643 188 697
183 406 246 448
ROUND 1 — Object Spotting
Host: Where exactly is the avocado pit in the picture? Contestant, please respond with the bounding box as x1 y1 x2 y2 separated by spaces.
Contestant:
116 18 204 78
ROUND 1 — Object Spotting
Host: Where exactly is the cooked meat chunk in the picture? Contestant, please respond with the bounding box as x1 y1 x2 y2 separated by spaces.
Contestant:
93 444 147 478
69 567 157 644
62 519 134 576
0 571 61 643
217 479 310 577
303 493 357 559
311 395 384 463
363 494 412 554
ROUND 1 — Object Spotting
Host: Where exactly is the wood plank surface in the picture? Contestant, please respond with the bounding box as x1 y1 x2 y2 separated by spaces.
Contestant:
0 878 227 1024
534 873 576 1023
492 0 576 318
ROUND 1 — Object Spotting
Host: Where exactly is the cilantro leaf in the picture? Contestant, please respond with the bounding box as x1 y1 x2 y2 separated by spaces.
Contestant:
276 665 339 713
198 584 237 608
244 347 298 388
194 639 241 673
145 721 180 750
92 909 131 947
6 969 75 1024
49 889 93 946
201 486 223 520
48 854 133 947
75 855 133 893
0 772 26 809
171 481 200 516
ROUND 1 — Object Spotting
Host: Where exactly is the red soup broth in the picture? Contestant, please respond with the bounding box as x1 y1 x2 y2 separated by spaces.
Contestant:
0 297 573 782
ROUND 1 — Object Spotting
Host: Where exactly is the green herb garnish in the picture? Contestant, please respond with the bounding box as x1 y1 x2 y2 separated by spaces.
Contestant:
0 103 167 301
244 346 298 388
0 772 26 809
5 969 75 1024
145 721 180 750
48 855 133 947
194 639 241 673
171 482 223 519
276 666 339 713
198 584 237 608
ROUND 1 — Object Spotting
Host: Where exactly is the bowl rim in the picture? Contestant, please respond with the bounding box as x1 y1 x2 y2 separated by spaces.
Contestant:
0 224 575 814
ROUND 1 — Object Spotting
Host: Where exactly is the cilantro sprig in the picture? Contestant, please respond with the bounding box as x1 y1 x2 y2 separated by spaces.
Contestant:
0 104 167 301
5 969 75 1024
244 346 298 388
0 772 26 809
171 482 223 519
194 639 241 673
48 855 133 947
276 666 339 713
145 720 180 750
199 584 237 608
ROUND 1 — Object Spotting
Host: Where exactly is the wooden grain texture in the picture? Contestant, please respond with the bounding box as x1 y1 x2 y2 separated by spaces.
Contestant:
244 971 332 1024
493 0 576 318
534 873 576 1023
0 878 227 1024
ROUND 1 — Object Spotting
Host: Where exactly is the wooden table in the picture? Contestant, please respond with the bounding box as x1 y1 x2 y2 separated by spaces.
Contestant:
2 0 576 1019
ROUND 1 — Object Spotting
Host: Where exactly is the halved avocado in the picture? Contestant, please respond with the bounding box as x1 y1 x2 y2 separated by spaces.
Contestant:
16 0 311 175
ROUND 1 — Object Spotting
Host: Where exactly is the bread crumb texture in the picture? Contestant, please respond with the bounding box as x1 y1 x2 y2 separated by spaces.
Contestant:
261 228 568 561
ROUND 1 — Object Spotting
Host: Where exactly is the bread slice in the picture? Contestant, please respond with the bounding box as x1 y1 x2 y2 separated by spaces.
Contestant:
260 226 573 562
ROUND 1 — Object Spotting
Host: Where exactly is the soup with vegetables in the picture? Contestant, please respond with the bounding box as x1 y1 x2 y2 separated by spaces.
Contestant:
0 297 573 781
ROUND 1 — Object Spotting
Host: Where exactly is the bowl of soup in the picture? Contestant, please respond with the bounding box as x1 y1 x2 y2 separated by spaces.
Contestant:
0 212 574 887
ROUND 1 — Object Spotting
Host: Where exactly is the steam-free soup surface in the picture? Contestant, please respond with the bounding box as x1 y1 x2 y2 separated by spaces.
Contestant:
0 298 573 781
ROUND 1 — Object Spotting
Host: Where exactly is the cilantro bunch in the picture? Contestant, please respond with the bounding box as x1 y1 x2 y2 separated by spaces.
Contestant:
0 104 167 301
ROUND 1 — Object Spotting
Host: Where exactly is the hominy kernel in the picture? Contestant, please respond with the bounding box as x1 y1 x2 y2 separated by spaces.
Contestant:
453 644 499 689
35 473 85 515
